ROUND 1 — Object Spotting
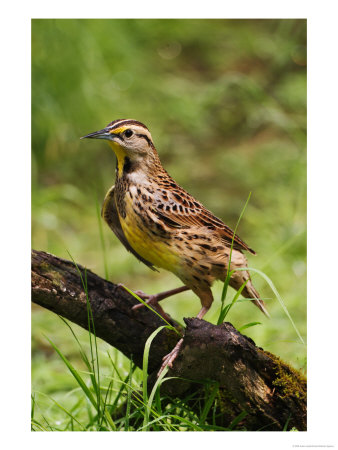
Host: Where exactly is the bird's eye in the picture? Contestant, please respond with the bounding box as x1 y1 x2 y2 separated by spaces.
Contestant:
125 129 133 138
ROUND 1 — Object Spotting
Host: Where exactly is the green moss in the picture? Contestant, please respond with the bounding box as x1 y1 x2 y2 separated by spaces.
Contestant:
264 350 307 400
39 262 66 289
39 261 51 273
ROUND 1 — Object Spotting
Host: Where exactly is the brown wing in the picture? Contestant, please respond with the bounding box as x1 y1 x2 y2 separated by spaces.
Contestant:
153 183 256 254
101 186 158 271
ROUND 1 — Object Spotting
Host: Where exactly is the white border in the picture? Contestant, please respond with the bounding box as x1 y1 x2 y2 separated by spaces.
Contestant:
1 1 337 448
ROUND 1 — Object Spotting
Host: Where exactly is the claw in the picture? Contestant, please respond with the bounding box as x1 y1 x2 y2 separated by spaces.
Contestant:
133 290 150 300
131 293 172 323
131 294 156 311
157 338 183 377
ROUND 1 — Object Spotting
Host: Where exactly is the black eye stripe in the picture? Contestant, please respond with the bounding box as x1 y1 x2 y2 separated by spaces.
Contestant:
136 133 153 147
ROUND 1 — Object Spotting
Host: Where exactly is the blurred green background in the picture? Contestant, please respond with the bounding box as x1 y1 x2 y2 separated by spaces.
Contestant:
32 18 306 411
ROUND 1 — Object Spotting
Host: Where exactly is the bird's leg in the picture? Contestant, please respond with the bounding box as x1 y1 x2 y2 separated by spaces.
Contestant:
158 305 210 375
158 288 213 376
117 284 189 323
196 305 210 319
131 285 190 311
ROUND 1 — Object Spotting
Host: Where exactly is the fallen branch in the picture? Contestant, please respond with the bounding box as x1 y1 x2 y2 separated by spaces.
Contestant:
31 249 306 431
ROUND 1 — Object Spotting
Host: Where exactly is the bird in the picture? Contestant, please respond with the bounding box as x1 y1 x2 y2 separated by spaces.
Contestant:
81 119 269 374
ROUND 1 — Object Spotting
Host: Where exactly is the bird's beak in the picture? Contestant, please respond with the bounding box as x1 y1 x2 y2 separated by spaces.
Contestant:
80 127 113 140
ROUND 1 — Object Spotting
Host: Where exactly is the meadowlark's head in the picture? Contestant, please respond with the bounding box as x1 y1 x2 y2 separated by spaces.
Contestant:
81 119 158 162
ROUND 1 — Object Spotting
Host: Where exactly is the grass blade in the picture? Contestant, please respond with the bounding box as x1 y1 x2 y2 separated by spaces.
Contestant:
218 277 249 324
228 410 248 430
199 382 219 425
146 366 169 423
218 192 252 324
125 357 133 431
95 198 109 280
238 321 262 332
45 335 98 410
142 325 168 430
67 251 102 416
238 267 305 344
121 285 181 335
47 395 86 430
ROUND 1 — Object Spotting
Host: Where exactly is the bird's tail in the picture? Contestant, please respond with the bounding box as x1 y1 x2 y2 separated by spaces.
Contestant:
225 250 270 318
241 280 270 318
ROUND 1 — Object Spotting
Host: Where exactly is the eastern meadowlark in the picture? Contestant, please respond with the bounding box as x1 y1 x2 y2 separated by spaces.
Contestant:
82 119 268 373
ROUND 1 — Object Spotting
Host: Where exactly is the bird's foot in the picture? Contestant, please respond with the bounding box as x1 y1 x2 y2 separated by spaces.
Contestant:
132 291 161 311
158 338 184 377
132 290 151 303
131 291 172 323
117 285 151 305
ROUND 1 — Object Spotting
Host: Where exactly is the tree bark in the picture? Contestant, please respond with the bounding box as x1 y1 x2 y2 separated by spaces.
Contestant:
31 249 306 431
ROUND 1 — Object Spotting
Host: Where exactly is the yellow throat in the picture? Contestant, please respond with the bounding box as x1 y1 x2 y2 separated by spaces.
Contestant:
108 141 128 178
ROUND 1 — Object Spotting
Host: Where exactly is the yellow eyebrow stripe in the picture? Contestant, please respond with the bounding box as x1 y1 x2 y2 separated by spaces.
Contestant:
109 126 128 134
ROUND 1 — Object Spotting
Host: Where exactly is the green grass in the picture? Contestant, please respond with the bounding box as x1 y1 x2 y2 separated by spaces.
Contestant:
31 308 269 431
31 213 305 431
31 18 306 430
32 292 244 431
32 276 305 431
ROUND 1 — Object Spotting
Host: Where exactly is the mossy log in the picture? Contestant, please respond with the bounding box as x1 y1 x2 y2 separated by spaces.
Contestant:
31 249 306 431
